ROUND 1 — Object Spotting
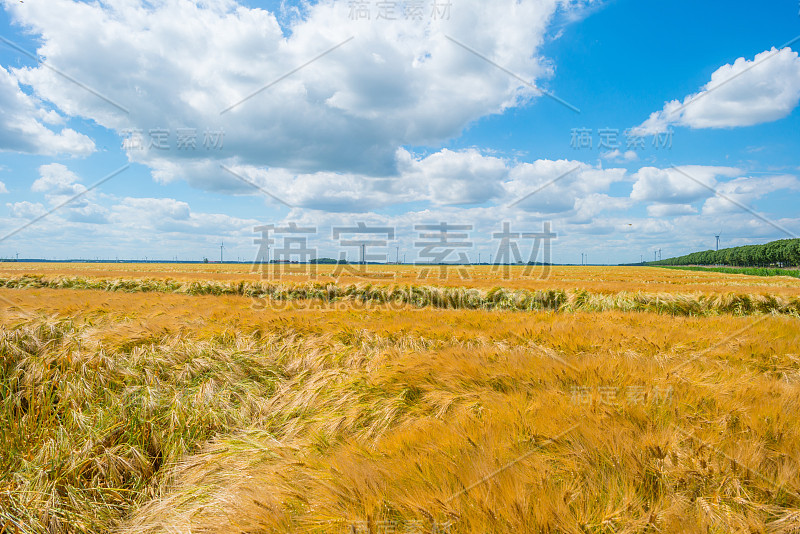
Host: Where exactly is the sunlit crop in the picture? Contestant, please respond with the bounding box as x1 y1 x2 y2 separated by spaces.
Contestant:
1 265 799 533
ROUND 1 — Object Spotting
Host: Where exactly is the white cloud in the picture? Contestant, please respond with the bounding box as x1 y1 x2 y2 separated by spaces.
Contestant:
112 198 191 226
211 151 629 216
210 160 418 213
573 193 631 223
630 165 740 204
32 163 86 198
29 163 109 223
110 197 260 238
646 203 697 218
1 0 632 232
635 47 800 134
601 149 638 162
401 149 508 206
2 183 797 264
0 67 95 156
505 159 627 214
701 174 800 216
0 192 263 261
5 0 579 181
6 200 47 219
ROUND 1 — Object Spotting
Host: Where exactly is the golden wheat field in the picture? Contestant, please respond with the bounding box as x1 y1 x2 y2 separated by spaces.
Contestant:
2 263 800 297
1 264 800 533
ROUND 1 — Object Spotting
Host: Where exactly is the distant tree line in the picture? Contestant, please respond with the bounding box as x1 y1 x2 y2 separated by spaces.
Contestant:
649 238 800 267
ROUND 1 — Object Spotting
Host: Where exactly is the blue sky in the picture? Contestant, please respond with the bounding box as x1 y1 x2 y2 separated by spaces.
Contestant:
0 0 798 264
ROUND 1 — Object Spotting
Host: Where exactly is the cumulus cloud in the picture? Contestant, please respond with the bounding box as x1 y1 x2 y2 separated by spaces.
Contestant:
6 200 47 219
505 159 627 214
646 203 697 218
112 198 192 226
1 0 623 228
29 163 109 223
401 149 508 206
210 151 629 216
209 161 417 213
701 174 800 216
629 168 800 235
110 197 257 236
1 191 262 260
32 163 86 198
630 165 741 204
573 193 631 224
0 67 95 156
635 47 800 134
4 0 580 182
601 149 638 162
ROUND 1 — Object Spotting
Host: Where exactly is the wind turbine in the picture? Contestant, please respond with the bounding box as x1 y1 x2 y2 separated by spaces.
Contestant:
714 231 721 252
220 241 225 263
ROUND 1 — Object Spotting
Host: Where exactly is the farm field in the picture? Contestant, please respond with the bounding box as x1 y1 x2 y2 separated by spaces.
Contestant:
1 264 800 533
1 262 800 297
